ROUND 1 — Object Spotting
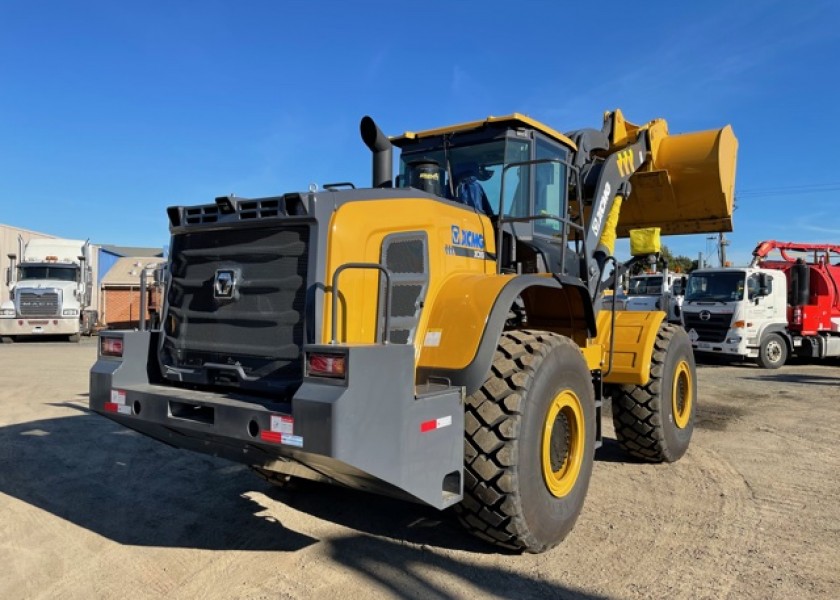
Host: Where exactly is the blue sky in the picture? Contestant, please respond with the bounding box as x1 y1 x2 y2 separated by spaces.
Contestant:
2 0 839 265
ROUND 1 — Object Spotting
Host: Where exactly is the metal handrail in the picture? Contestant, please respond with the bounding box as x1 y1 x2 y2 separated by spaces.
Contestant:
330 262 393 345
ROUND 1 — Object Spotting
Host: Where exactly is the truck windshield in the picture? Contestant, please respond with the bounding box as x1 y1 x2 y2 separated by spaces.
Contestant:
19 266 78 282
685 272 745 302
627 276 663 296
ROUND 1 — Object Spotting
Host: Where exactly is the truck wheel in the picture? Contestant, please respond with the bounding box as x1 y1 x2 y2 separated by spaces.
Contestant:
456 330 595 553
757 333 787 369
611 323 695 462
1 336 14 344
68 333 81 343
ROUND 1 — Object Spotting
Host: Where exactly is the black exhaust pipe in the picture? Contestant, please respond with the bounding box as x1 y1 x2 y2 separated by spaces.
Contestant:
360 116 393 188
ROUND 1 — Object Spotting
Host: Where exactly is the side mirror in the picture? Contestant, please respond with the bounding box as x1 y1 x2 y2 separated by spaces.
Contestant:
758 273 770 297
4 267 9 286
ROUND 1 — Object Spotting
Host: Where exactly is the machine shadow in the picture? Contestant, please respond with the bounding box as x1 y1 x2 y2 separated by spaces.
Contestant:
1 408 511 554
324 534 612 600
262 478 495 554
0 410 316 552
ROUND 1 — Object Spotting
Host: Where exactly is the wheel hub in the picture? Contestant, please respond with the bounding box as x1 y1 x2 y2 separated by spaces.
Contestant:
541 390 585 498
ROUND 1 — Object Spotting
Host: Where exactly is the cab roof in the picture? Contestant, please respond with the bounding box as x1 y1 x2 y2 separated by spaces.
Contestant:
390 113 577 150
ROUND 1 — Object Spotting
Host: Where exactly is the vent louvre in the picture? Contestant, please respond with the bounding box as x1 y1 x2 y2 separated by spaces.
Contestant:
175 197 307 226
379 233 428 345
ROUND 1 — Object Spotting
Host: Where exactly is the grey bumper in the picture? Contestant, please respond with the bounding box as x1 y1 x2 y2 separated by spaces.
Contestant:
90 331 464 509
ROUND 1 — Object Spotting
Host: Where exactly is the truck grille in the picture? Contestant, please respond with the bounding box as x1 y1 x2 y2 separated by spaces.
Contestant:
683 311 732 343
18 291 60 317
160 224 310 395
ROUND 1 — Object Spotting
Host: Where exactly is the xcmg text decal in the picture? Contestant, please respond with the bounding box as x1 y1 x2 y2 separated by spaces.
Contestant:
446 225 487 259
450 225 485 249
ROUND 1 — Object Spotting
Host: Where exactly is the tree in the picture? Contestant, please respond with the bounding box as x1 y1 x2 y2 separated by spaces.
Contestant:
629 244 693 274
660 245 694 273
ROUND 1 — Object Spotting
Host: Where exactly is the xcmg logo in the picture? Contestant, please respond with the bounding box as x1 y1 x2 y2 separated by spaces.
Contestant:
451 225 485 249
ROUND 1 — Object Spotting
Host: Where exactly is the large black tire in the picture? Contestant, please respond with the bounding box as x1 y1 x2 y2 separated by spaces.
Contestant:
456 330 596 553
757 332 787 369
0 336 14 344
68 333 81 343
611 323 696 463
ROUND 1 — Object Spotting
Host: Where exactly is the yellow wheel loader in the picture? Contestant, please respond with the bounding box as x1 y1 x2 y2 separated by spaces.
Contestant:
91 109 737 552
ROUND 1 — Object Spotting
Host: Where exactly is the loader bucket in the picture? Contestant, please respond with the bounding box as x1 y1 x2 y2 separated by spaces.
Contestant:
616 125 738 237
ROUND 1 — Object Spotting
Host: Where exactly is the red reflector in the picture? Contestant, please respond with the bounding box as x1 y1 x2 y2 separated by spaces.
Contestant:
104 402 118 413
420 419 437 433
101 337 124 357
260 430 282 443
307 353 346 378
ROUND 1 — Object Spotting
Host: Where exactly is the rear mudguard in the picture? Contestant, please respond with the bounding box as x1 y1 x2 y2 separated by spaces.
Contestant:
417 273 596 395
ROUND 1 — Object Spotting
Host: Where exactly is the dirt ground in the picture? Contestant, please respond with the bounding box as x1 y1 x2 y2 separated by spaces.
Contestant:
1 338 838 600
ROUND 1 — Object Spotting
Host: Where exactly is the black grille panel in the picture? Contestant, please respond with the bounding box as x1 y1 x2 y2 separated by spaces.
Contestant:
19 292 60 317
684 311 732 343
161 225 310 393
380 234 427 344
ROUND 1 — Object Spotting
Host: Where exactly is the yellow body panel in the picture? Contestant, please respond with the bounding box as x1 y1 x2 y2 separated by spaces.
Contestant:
579 344 604 372
417 273 515 370
593 310 666 386
324 198 495 360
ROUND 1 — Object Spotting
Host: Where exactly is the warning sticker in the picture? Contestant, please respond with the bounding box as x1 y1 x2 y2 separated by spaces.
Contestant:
270 415 294 435
111 389 126 405
282 435 304 448
424 330 442 347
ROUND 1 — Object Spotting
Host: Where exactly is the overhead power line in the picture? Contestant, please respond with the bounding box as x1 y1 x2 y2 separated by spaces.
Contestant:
736 182 840 198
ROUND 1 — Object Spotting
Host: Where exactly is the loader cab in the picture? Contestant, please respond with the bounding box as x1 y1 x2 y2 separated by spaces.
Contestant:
391 115 581 277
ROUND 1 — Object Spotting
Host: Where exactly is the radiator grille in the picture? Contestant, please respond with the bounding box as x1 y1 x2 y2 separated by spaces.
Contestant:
684 311 732 343
18 291 60 317
161 224 310 394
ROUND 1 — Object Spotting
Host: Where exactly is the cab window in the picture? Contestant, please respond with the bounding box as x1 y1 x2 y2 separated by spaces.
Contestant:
534 138 568 237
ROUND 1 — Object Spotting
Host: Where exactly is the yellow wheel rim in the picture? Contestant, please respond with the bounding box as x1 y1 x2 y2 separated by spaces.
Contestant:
672 360 692 429
541 390 585 498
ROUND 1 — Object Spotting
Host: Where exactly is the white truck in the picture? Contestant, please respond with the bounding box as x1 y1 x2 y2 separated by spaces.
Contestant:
603 270 686 323
681 266 788 368
1 238 97 342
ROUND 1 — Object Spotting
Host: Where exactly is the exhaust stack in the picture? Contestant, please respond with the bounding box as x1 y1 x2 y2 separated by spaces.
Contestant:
360 116 393 188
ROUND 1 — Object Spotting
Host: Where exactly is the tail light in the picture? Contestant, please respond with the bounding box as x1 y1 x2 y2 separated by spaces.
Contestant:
100 336 124 358
306 352 346 379
792 306 802 326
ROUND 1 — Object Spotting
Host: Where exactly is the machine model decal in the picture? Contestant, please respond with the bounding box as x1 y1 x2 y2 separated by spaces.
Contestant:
591 182 612 237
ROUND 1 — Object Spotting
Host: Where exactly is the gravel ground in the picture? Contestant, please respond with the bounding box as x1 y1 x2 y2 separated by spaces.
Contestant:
0 338 838 599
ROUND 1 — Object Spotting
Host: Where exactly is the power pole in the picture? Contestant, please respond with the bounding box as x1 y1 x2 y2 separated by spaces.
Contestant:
718 232 729 267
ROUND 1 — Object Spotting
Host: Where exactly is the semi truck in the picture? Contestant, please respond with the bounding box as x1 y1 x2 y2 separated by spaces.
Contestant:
1 237 97 342
90 109 737 552
684 240 840 368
